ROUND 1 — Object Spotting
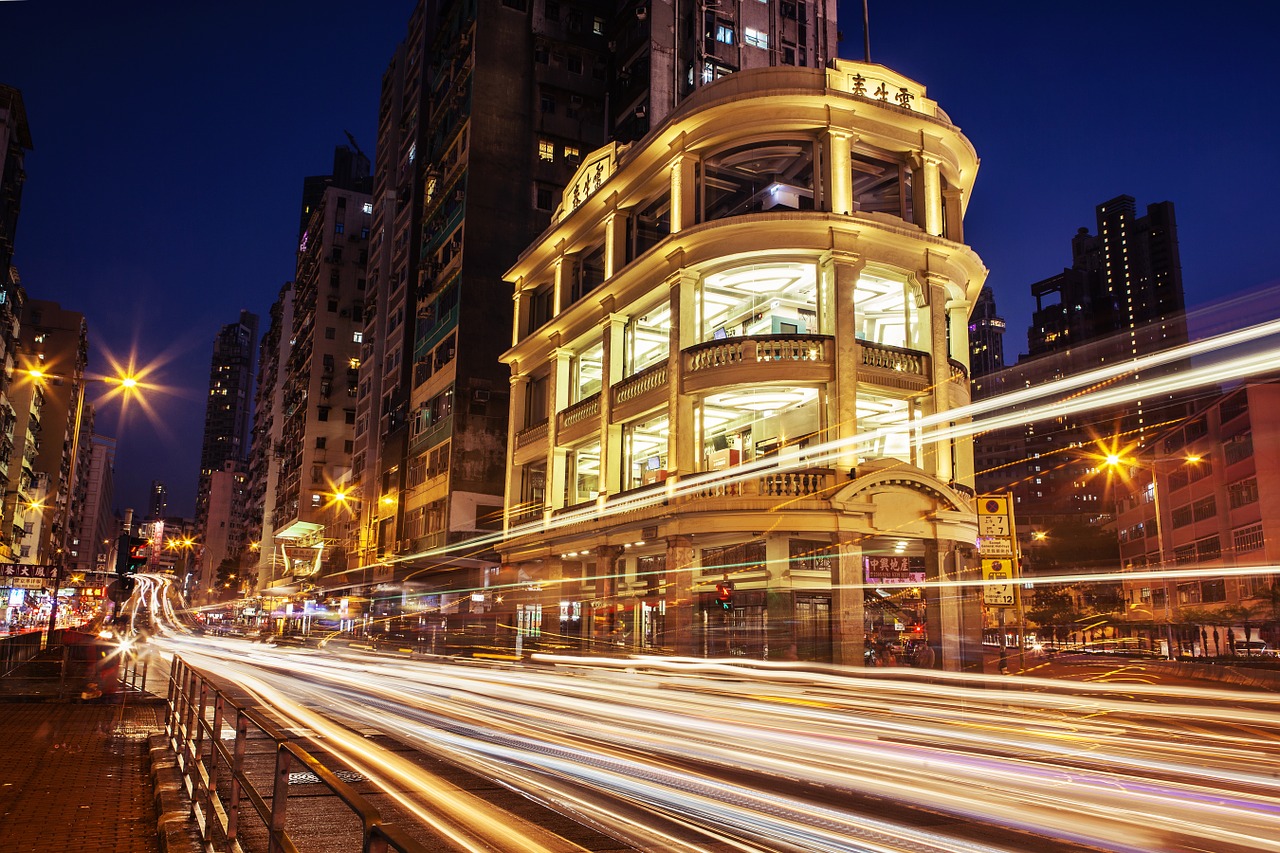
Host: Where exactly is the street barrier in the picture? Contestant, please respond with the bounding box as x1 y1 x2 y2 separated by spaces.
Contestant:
166 656 428 853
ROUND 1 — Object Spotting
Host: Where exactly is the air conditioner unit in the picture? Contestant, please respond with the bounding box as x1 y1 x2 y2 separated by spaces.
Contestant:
635 6 647 20
634 105 647 119
473 389 490 403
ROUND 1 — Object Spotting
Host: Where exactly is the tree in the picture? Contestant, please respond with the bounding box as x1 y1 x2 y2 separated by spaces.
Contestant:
214 557 239 599
1024 585 1080 648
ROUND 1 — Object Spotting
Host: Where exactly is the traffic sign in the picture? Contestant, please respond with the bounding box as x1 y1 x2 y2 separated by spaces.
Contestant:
982 558 1015 607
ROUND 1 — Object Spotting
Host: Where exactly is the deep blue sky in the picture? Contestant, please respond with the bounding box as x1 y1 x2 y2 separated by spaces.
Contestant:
2 1 1276 517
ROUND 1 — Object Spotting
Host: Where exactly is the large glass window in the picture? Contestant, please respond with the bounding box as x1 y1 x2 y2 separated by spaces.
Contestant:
700 262 818 342
518 462 546 516
700 387 821 469
624 301 670 375
853 271 913 349
629 193 671 260
573 341 603 402
851 146 913 223
565 439 601 505
703 140 815 221
856 391 916 463
623 412 669 490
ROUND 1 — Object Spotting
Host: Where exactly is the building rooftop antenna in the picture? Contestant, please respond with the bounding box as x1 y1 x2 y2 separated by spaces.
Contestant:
343 129 367 162
863 0 871 62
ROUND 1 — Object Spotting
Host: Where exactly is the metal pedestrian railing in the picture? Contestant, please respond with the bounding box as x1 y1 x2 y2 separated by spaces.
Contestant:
166 655 428 853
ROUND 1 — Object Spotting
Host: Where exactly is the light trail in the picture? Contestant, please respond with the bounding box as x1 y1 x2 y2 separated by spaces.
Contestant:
156 631 1280 853
367 316 1280 568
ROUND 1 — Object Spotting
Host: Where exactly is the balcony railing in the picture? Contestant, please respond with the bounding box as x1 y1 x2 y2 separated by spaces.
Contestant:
557 392 601 433
515 419 549 450
859 341 926 376
685 334 830 373
612 361 668 408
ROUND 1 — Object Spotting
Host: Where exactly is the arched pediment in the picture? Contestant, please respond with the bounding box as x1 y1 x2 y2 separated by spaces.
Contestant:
831 459 973 514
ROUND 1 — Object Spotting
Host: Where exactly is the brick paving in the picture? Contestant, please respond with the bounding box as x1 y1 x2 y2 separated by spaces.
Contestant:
0 700 168 853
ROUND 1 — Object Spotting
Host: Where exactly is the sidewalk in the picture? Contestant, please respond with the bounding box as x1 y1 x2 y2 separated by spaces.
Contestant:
0 642 187 853
0 699 169 853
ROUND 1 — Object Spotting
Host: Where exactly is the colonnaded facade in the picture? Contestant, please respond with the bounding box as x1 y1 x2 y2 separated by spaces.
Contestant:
499 60 988 668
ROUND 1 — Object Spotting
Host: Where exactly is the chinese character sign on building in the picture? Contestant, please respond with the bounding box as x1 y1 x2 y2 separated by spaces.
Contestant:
864 555 925 585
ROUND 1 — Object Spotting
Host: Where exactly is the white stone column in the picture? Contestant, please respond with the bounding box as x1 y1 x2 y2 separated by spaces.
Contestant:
553 247 579 315
665 535 696 655
922 272 952 483
604 209 630 279
916 153 944 237
824 247 866 476
823 129 855 215
511 278 529 347
670 154 698 233
947 297 975 490
942 187 965 243
600 311 626 496
504 372 530 528
667 269 698 475
832 537 865 666
546 346 573 510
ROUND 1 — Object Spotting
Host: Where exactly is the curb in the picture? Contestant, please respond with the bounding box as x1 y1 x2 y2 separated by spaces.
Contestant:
149 732 205 853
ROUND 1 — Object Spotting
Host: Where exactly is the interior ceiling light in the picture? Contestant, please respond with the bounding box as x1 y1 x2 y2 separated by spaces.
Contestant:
705 387 817 412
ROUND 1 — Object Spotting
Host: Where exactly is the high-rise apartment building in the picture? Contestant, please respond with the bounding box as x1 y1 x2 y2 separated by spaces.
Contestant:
263 162 371 592
246 283 293 592
0 84 32 301
148 480 167 520
346 0 838 602
0 86 31 562
69 434 115 576
4 300 88 567
967 285 1005 398
194 310 258 569
0 269 25 561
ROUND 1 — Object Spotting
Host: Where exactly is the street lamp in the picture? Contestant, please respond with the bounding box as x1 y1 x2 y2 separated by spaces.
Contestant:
1104 451 1203 659
28 369 141 635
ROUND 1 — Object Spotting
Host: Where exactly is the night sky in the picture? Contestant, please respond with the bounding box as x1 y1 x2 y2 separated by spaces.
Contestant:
2 1 1276 518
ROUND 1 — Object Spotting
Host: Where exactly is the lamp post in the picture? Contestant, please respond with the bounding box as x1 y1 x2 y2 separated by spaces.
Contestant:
1105 451 1202 660
32 369 139 636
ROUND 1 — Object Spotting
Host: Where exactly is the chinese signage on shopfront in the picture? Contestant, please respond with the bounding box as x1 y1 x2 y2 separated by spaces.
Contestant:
0 564 53 589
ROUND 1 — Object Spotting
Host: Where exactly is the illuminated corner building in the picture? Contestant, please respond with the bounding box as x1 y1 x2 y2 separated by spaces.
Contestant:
3 300 87 568
193 310 257 578
983 196 1190 533
500 62 986 667
1114 381 1280 647
266 157 371 596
